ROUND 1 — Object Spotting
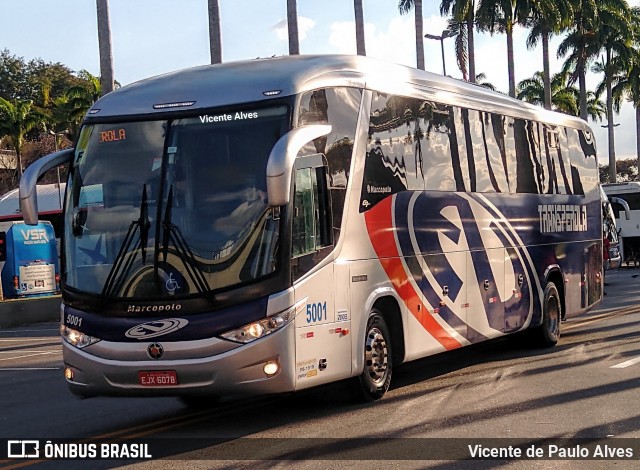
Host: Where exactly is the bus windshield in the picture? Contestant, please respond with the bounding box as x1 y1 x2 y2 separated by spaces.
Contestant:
64 105 290 300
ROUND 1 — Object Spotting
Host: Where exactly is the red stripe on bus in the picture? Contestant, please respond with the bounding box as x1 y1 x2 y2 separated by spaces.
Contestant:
364 196 461 351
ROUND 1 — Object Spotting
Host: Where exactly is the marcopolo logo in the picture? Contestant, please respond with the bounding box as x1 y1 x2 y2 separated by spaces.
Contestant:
125 318 189 340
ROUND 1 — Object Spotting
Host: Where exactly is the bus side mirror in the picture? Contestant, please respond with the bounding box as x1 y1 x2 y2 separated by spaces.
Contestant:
19 148 74 225
266 125 331 206
610 196 631 221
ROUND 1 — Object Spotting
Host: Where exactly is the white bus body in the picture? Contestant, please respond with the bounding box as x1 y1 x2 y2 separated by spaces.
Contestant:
20 55 602 402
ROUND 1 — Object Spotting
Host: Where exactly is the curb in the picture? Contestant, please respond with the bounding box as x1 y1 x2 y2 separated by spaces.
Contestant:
0 295 61 328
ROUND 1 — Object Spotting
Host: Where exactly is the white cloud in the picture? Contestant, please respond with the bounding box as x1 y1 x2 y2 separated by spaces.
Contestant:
272 16 316 42
328 15 449 71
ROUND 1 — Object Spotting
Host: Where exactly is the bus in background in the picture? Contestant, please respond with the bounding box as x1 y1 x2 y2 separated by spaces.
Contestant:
603 182 638 267
0 183 65 238
600 185 630 270
19 55 602 403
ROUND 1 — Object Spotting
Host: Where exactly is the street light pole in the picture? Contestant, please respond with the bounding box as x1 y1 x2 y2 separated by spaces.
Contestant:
425 29 457 76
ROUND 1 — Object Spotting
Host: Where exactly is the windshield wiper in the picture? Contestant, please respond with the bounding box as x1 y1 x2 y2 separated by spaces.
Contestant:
156 185 212 300
102 185 150 298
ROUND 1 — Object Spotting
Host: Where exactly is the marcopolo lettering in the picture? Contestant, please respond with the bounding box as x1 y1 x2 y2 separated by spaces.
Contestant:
538 204 588 233
126 304 182 313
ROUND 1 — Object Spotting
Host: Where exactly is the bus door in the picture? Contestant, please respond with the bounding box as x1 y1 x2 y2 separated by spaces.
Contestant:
290 155 351 390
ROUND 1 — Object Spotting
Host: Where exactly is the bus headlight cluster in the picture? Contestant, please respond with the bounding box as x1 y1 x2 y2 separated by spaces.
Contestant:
60 324 100 349
220 310 292 344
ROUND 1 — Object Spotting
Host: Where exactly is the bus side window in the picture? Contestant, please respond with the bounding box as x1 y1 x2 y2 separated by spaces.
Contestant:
291 157 333 280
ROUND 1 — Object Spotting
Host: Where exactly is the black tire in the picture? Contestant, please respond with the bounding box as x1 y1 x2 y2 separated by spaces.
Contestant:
354 310 392 401
532 282 561 348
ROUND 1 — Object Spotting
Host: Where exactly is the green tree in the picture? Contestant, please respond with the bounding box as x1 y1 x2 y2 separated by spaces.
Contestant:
517 70 606 119
599 158 637 183
475 72 496 90
0 49 31 101
0 98 47 183
445 17 469 79
65 70 102 129
398 0 426 70
1 50 80 106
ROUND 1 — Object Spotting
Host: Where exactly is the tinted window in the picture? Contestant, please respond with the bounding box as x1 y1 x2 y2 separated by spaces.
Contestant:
566 127 596 196
469 110 509 192
297 87 361 239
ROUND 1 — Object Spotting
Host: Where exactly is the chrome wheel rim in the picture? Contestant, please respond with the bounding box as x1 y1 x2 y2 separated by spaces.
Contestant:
365 327 388 386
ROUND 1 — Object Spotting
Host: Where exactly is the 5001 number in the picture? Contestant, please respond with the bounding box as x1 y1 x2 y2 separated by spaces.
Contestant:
306 302 327 323
66 314 83 327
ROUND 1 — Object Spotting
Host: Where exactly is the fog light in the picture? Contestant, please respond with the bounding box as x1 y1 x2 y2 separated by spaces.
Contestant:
263 361 279 376
64 367 74 381
248 323 265 338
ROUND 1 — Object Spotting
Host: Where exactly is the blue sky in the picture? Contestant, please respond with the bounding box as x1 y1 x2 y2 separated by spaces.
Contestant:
1 0 639 164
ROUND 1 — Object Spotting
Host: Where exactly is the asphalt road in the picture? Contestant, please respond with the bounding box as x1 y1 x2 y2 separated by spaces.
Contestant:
2 268 640 469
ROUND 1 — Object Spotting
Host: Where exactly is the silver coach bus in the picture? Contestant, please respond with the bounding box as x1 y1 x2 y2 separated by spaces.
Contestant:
20 55 602 404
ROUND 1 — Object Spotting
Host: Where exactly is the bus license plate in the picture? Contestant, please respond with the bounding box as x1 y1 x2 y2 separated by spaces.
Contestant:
138 370 178 386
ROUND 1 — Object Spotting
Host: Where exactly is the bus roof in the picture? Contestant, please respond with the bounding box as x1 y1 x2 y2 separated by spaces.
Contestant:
602 182 640 196
87 54 589 131
0 183 64 217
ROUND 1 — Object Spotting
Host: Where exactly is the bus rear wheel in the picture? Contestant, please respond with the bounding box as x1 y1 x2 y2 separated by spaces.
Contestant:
354 310 392 401
532 282 561 348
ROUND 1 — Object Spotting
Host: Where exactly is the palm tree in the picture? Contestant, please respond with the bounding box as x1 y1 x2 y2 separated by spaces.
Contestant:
517 70 607 119
440 0 477 82
354 0 366 56
609 8 640 176
287 0 300 55
477 0 533 98
593 0 632 182
0 98 47 180
526 0 574 110
398 0 426 70
446 17 469 79
475 72 497 90
556 0 625 122
517 70 577 114
208 0 222 64
65 71 102 129
96 0 114 95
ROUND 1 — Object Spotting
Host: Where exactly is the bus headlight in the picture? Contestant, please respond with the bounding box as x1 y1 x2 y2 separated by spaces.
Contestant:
220 309 293 344
60 324 100 349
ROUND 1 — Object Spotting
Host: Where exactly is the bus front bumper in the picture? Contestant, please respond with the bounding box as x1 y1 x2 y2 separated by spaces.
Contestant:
62 322 296 398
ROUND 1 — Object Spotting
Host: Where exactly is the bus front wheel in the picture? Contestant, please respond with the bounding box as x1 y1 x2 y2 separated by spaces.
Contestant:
355 310 392 401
